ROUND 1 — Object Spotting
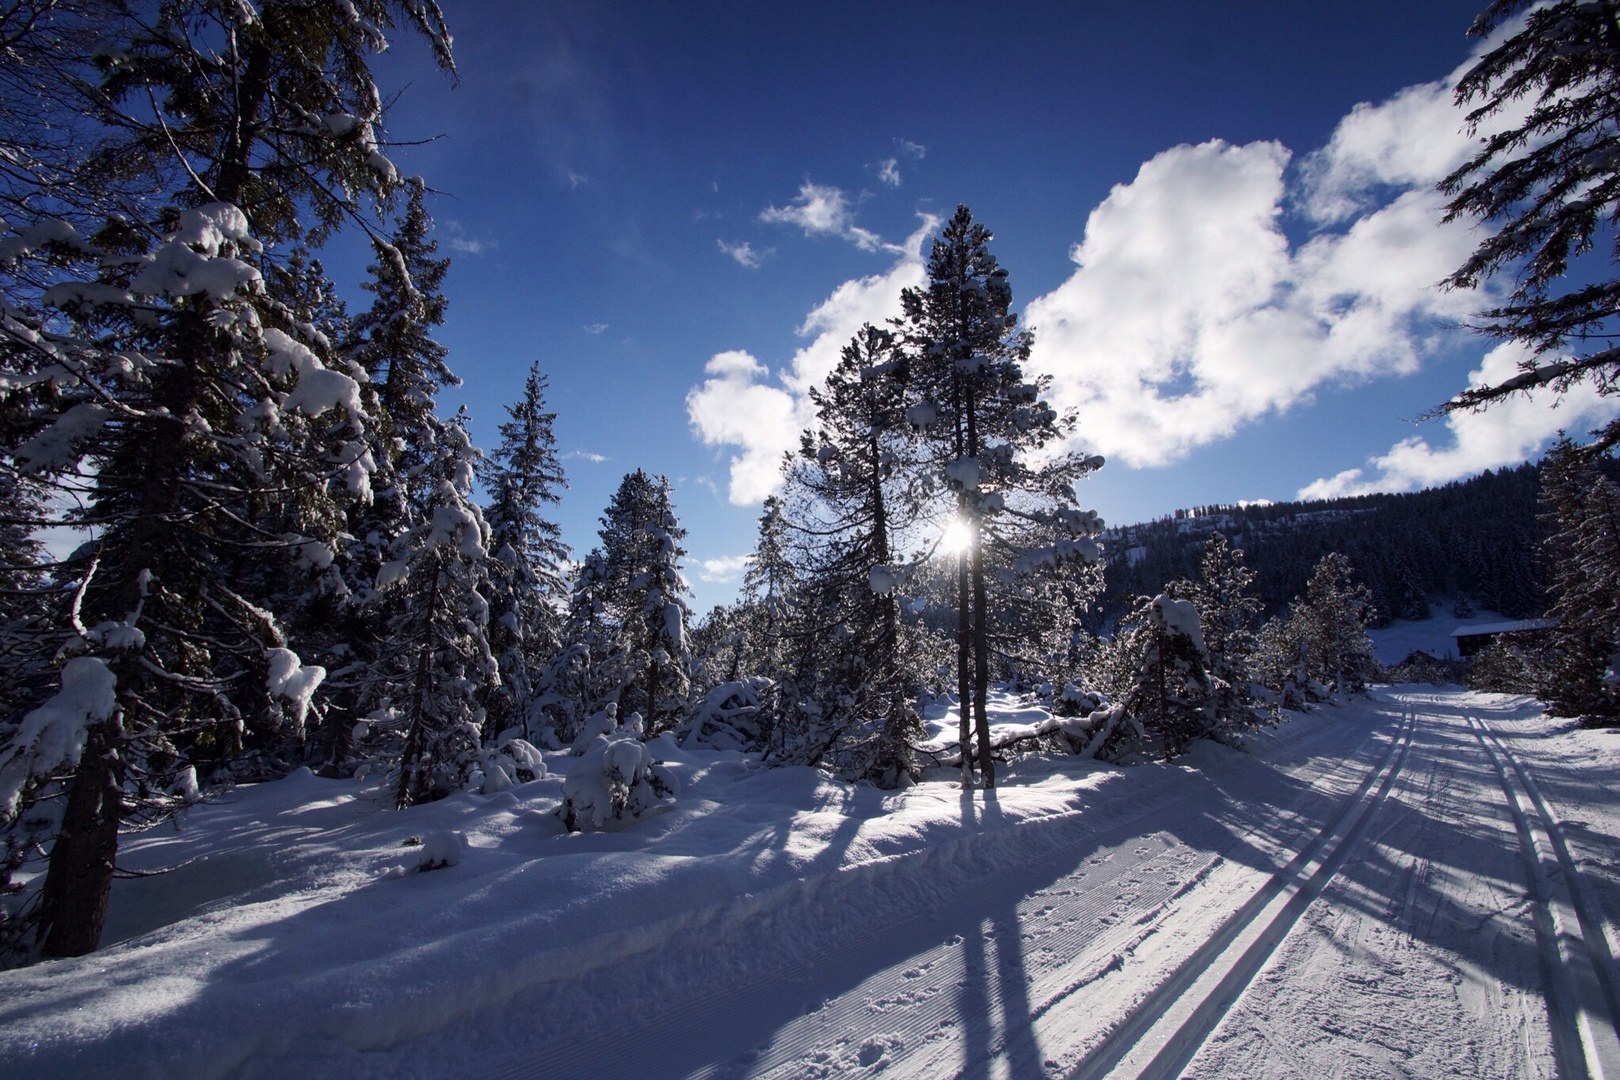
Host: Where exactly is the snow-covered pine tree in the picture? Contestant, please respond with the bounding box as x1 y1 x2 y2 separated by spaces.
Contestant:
898 205 1105 787
534 550 625 746
348 185 458 498
1438 1 1620 451
317 183 465 768
1294 553 1377 694
0 0 454 957
362 411 499 808
783 324 922 783
739 495 795 686
1191 532 1271 734
1107 593 1210 760
596 470 692 731
688 601 748 689
481 363 570 739
1534 439 1620 722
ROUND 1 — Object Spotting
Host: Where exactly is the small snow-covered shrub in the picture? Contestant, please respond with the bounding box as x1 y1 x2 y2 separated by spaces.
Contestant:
468 737 547 794
417 830 465 871
677 678 773 752
556 735 678 832
1051 683 1101 718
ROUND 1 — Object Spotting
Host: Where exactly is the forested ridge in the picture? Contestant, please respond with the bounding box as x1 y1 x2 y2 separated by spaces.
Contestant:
1103 463 1550 625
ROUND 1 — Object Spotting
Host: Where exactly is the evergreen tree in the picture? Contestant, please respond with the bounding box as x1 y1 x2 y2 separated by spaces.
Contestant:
596 471 692 731
783 325 922 784
739 495 795 686
323 184 461 770
360 412 499 808
1107 593 1210 760
482 363 570 738
0 0 455 957
1438 0 1620 451
898 205 1104 787
349 185 457 492
535 550 623 746
1295 553 1377 694
1191 532 1271 734
1535 439 1620 722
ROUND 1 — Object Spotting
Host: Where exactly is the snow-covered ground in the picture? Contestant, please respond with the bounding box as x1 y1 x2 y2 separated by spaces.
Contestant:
3 686 1619 1079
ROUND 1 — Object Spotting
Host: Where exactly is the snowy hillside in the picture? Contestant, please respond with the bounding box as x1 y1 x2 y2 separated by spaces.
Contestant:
3 686 1618 1079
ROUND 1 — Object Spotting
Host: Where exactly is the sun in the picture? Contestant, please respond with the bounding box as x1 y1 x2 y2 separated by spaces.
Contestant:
940 518 974 555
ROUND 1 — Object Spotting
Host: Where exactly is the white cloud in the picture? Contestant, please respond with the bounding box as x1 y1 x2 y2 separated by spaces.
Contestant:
1017 23 1550 477
717 238 766 268
437 219 495 256
695 554 750 583
1299 343 1620 500
1297 79 1479 224
563 450 607 463
1023 52 1501 470
759 181 898 253
877 158 901 187
583 323 608 334
686 217 937 503
897 139 926 160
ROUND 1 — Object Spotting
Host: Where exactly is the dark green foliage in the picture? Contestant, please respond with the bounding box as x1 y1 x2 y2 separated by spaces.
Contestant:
1533 440 1620 723
1438 1 1620 448
781 326 924 785
482 364 570 738
1103 464 1545 626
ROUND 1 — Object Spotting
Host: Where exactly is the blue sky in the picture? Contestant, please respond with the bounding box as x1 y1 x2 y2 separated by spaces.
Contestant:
325 1 1619 613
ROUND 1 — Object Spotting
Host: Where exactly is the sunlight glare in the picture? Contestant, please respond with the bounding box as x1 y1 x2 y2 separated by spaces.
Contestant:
941 518 973 555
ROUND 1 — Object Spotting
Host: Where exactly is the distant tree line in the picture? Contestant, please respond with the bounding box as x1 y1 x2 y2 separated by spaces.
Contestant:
1103 464 1547 627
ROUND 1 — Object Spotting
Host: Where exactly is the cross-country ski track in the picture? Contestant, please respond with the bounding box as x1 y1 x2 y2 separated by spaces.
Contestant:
5 686 1620 1080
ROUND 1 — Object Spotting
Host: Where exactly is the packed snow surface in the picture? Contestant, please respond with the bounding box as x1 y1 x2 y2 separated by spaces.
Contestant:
3 687 1620 1079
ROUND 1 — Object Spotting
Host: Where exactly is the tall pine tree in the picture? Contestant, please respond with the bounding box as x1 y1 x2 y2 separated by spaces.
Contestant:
482 363 570 739
898 206 1104 787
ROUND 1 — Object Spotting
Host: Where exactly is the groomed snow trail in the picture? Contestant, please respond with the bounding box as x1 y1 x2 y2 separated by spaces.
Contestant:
1467 710 1620 1080
1182 691 1619 1080
1073 706 1418 1080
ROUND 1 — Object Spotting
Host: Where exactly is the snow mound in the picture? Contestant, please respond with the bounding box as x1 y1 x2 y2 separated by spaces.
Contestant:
416 830 465 871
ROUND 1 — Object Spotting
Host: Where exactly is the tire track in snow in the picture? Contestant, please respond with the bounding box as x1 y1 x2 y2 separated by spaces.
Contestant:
1468 712 1620 1080
1065 705 1417 1080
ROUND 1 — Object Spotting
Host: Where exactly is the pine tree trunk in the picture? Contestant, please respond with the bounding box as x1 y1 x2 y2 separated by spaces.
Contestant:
971 524 993 788
214 36 272 208
957 548 973 788
395 558 444 809
39 722 122 957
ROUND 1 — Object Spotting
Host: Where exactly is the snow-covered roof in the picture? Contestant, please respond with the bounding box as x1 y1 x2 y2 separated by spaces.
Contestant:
1450 618 1556 638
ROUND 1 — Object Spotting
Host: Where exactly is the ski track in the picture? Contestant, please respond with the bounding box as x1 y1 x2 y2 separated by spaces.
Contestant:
1468 709 1620 1080
1067 706 1418 1080
1182 693 1561 1080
